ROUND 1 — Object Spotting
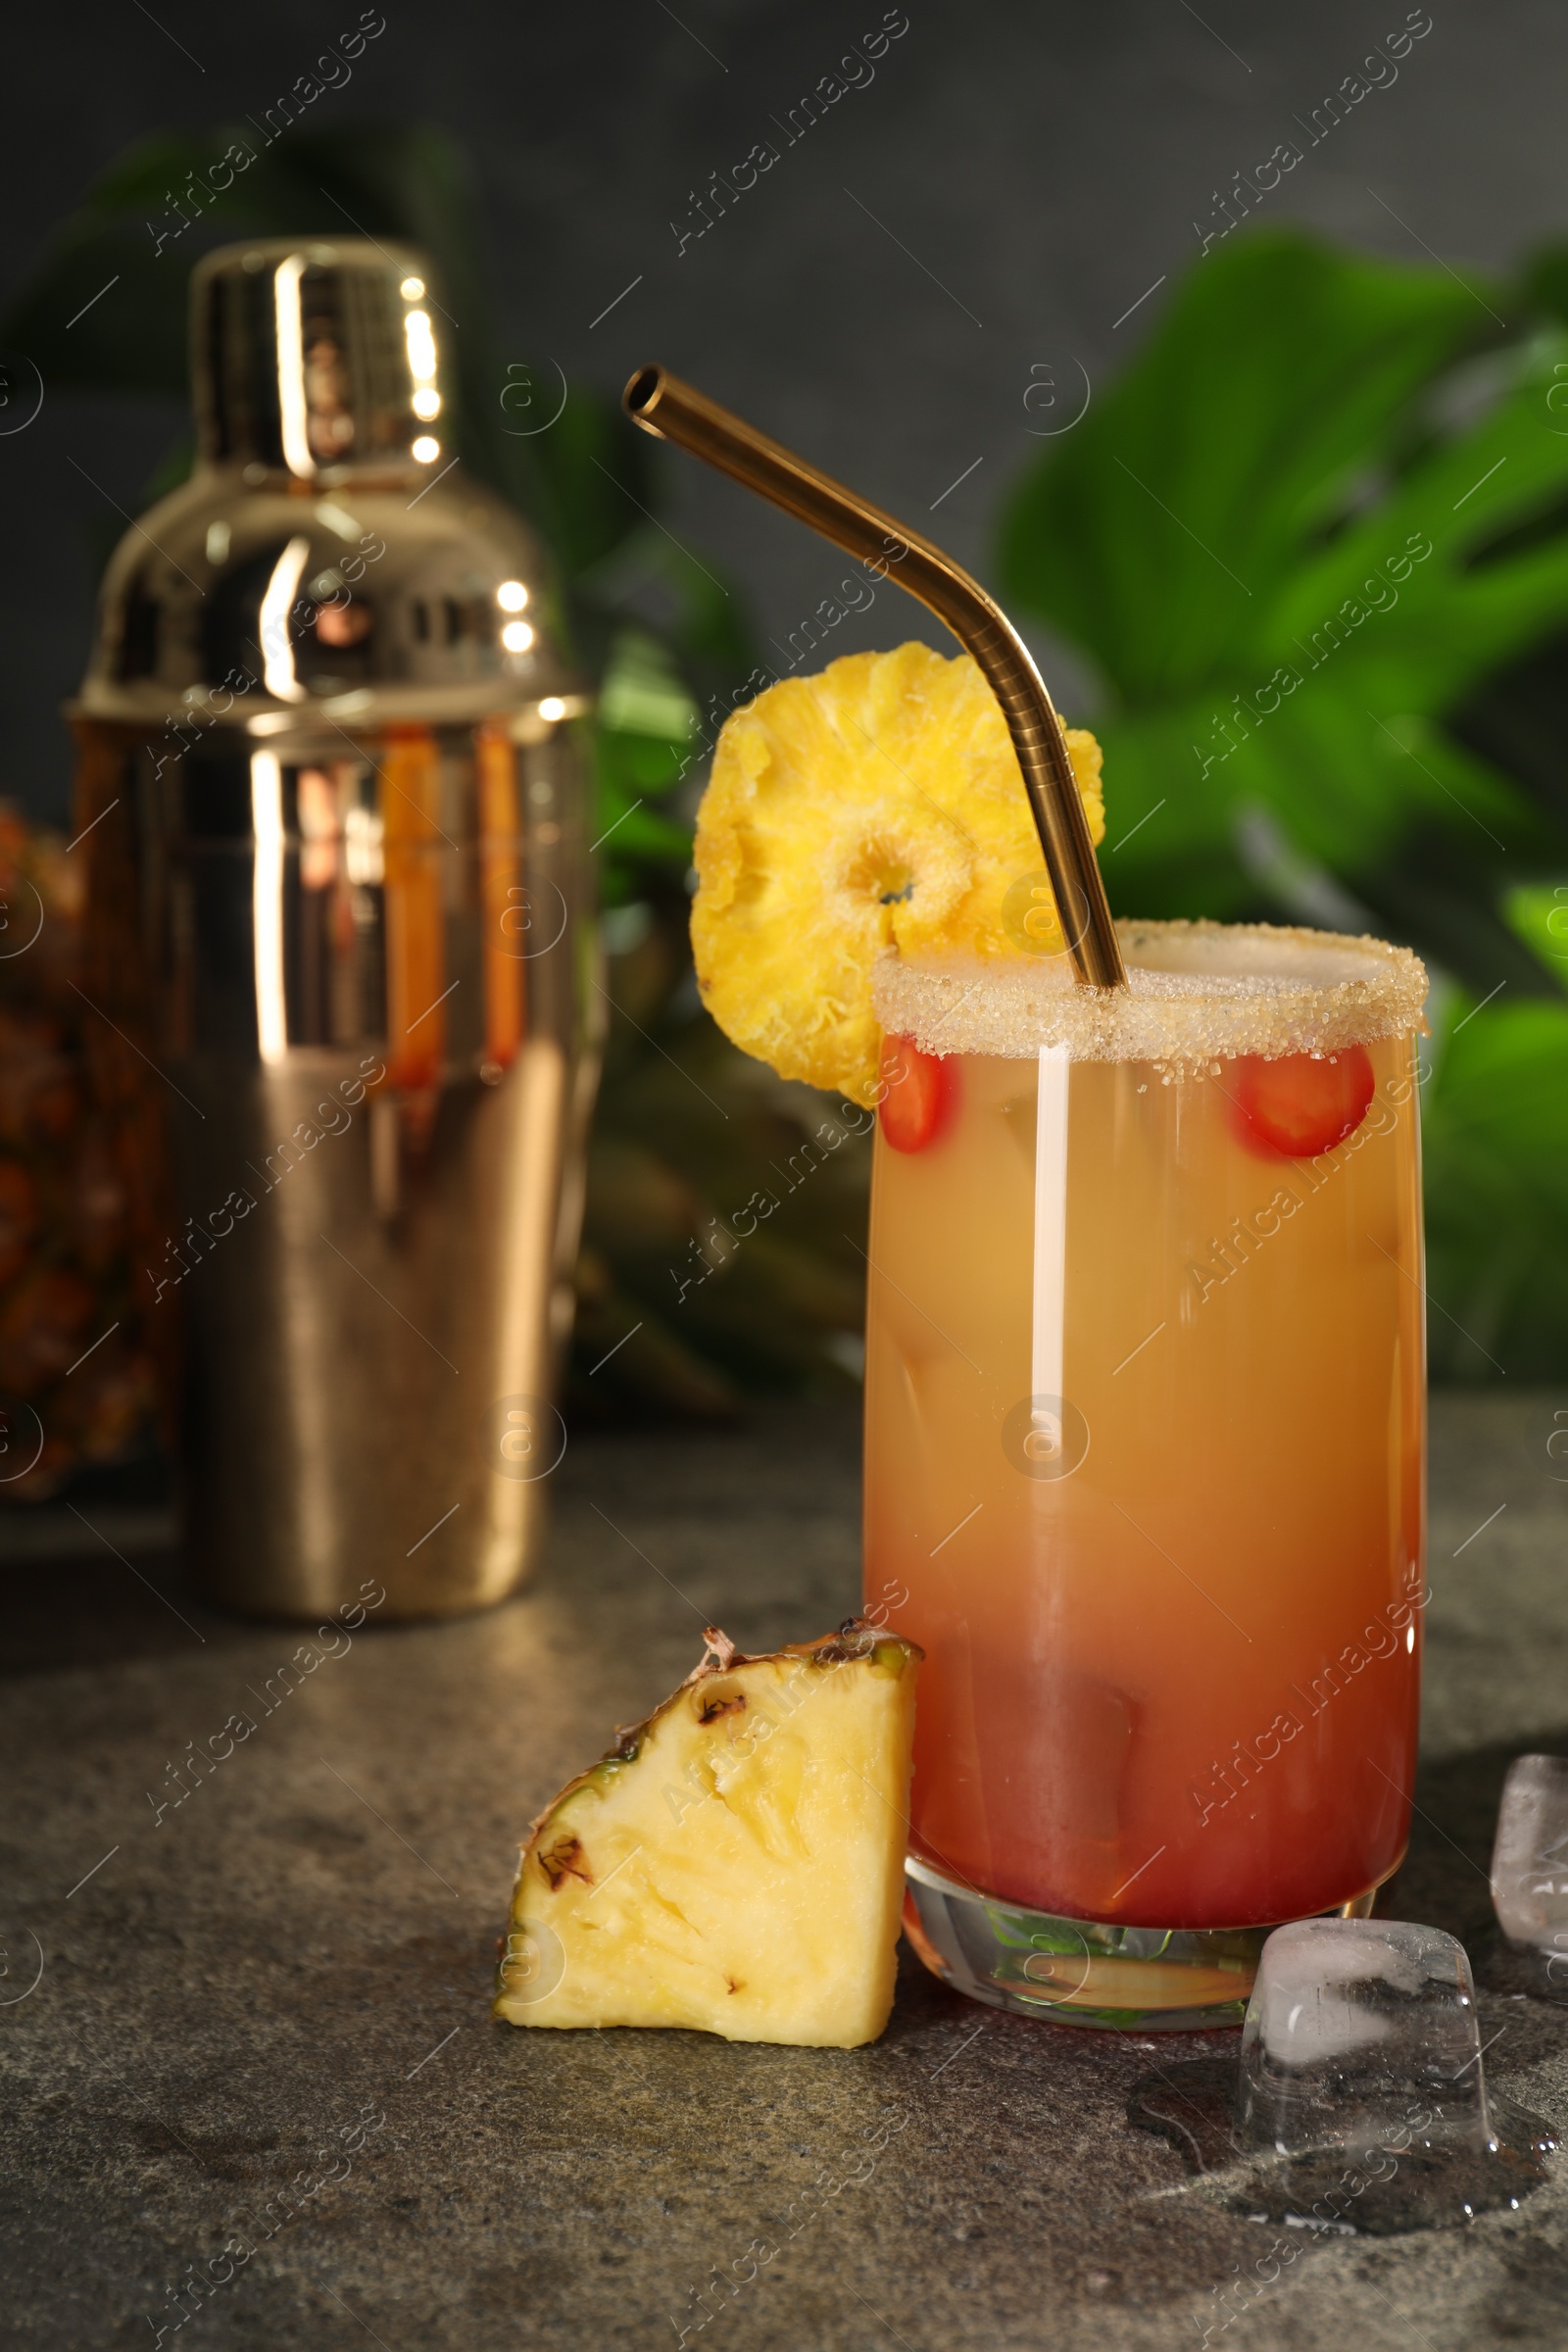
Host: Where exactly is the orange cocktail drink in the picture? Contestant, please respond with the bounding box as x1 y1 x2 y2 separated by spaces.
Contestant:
867 920 1428 2027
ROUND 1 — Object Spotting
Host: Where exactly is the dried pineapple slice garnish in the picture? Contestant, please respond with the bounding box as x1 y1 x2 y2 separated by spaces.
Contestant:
691 642 1104 1105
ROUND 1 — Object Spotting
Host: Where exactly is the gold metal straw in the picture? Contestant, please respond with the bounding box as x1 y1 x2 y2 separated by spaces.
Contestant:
622 365 1126 990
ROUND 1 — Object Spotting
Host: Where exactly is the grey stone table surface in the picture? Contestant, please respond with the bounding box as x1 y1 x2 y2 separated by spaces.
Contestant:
2 1392 1567 2351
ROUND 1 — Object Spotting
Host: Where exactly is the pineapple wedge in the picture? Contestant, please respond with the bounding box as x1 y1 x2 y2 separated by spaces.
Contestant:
495 1620 922 2047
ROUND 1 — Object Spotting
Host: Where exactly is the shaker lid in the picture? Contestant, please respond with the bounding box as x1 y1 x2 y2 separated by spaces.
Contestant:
194 235 447 481
73 239 579 728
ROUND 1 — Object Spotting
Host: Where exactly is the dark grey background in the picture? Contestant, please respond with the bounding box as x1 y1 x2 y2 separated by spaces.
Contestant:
0 0 1560 823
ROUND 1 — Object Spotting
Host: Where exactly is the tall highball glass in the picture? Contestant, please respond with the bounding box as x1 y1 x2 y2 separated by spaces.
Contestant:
865 921 1427 2029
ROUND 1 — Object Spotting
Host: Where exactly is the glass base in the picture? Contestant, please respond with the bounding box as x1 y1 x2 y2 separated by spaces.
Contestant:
904 1854 1379 2033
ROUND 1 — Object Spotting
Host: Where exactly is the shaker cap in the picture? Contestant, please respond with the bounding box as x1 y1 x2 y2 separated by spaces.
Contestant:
193 236 448 481
73 238 576 727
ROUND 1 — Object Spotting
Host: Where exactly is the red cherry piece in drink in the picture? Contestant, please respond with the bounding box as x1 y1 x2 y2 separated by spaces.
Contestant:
878 1035 956 1153
1229 1045 1375 1159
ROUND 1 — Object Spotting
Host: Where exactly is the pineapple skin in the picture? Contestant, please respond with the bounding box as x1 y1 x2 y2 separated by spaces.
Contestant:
691 641 1105 1106
495 1624 921 2048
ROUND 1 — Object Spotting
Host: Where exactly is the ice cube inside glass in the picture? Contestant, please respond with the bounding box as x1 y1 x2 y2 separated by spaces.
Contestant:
1491 1754 1568 1961
1238 1919 1491 2156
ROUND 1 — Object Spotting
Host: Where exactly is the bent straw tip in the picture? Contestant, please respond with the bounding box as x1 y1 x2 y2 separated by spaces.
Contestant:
622 366 666 431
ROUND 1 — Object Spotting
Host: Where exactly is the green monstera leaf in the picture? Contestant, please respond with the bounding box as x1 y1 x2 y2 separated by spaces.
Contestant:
1423 995 1568 1379
999 228 1568 1379
1002 234 1568 959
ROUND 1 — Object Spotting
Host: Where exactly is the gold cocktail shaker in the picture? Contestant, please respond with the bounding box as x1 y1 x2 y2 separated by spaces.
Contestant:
69 237 599 1619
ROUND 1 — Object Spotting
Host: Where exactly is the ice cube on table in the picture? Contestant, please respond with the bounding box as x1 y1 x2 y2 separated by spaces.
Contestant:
1492 1754 1568 1963
1237 1919 1492 2157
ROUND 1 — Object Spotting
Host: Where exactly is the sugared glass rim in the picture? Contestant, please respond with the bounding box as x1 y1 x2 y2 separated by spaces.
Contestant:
872 918 1429 1064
